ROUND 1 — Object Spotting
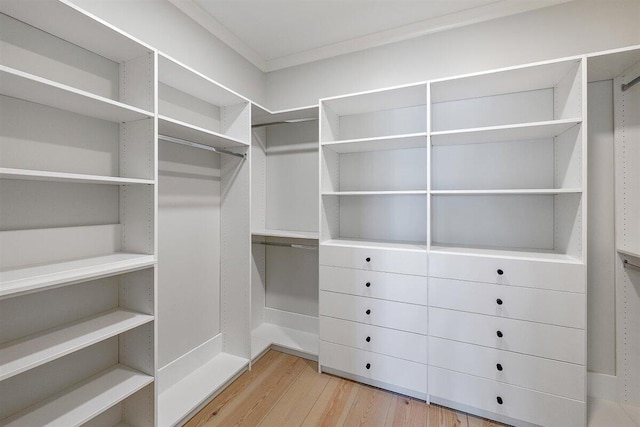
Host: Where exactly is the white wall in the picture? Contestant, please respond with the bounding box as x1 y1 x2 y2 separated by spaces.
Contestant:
266 0 640 110
70 0 266 105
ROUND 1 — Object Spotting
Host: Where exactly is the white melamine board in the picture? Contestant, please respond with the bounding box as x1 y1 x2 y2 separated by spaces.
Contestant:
0 66 153 123
158 352 248 427
322 238 427 252
431 88 553 132
0 309 153 381
251 243 266 330
251 323 318 359
554 124 583 189
0 0 151 62
251 127 267 231
322 83 426 116
158 140 221 368
588 46 640 82
159 116 248 149
83 385 154 427
119 184 155 255
119 118 155 181
338 194 427 244
430 58 581 103
324 191 428 196
158 53 247 107
431 189 581 195
252 229 319 239
251 104 318 126
554 192 584 260
221 102 251 143
430 118 581 145
263 307 318 335
337 105 427 141
322 133 427 153
159 83 222 135
118 52 155 112
0 364 153 427
431 194 555 251
429 245 583 265
0 253 155 300
619 248 640 259
0 180 118 230
0 168 154 185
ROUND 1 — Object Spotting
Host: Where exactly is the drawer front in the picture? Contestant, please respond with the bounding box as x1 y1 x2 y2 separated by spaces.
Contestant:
320 266 428 305
320 316 427 363
429 308 585 364
321 341 427 394
320 245 427 276
429 337 585 400
320 291 428 335
429 277 585 328
429 252 585 293
429 366 586 427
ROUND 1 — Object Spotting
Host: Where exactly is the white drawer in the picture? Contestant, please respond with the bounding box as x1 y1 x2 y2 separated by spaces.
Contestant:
429 337 585 401
320 291 428 335
321 341 427 394
320 266 428 305
320 244 427 276
320 316 427 363
429 277 585 328
429 307 584 364
429 366 585 427
429 252 585 293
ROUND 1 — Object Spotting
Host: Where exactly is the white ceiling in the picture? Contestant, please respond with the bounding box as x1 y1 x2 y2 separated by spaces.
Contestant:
170 0 572 72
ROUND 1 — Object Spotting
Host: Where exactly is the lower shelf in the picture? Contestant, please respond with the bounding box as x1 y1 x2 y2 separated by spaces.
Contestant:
322 238 427 252
251 323 319 360
0 364 153 427
158 352 249 427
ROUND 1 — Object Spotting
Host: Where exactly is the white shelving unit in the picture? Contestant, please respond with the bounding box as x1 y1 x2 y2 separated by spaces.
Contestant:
251 104 320 361
156 52 251 427
0 1 157 425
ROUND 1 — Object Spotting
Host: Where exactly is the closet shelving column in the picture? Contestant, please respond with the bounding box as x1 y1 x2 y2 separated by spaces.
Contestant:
426 57 588 427
0 0 157 426
250 104 320 360
318 84 429 399
155 53 251 427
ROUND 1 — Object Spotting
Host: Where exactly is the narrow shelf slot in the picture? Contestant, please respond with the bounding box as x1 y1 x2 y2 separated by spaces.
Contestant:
0 254 156 300
0 364 153 427
251 323 319 360
322 133 427 153
158 115 249 150
0 66 153 123
0 168 154 186
0 309 154 381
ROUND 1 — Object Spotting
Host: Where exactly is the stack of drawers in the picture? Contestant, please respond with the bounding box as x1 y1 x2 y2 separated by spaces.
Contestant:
427 252 587 427
318 244 428 399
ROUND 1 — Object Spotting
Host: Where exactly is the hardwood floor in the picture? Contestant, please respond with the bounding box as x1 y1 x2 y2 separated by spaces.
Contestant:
185 350 508 427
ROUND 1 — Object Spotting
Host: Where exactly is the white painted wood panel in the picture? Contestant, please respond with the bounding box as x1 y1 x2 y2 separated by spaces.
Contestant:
320 242 427 275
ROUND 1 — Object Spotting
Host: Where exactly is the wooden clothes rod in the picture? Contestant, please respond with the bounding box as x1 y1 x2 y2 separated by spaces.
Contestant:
624 259 640 272
158 134 246 159
252 241 317 250
621 75 640 92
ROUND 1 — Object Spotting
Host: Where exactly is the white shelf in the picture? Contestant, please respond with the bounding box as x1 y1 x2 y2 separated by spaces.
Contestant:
0 253 156 300
251 323 319 360
431 189 582 195
430 244 582 264
158 352 248 427
252 103 318 126
0 309 154 381
618 248 640 260
322 238 427 252
430 118 582 146
0 168 154 186
0 0 151 63
322 82 427 116
158 115 249 149
323 190 428 196
252 229 319 240
0 364 153 427
0 66 153 123
322 133 427 153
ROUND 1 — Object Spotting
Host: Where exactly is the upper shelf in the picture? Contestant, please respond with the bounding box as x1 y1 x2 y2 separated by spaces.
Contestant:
588 46 640 82
252 104 319 126
430 118 582 146
0 66 153 123
0 168 154 186
322 132 427 153
322 83 427 116
0 0 152 63
323 190 427 196
322 238 427 253
252 229 319 240
158 116 249 149
431 189 582 195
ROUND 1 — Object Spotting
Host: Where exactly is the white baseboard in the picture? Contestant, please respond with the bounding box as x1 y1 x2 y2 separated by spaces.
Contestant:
588 372 618 401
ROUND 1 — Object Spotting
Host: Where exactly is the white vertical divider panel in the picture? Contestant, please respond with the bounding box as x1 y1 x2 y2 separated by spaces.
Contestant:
220 102 251 361
426 83 432 254
251 126 267 330
555 60 583 120
119 52 155 112
152 50 160 427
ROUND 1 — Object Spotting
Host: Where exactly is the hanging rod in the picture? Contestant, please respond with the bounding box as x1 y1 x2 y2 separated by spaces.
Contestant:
621 75 640 92
623 259 640 272
252 241 317 250
252 118 318 128
158 134 246 159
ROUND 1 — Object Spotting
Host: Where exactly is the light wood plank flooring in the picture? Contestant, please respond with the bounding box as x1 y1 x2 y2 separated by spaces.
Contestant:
186 350 508 427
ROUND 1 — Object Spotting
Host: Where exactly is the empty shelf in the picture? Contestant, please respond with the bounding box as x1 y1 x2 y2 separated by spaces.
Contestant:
0 168 154 185
0 309 154 381
323 190 427 196
322 133 427 153
322 239 427 252
251 323 319 360
431 189 582 195
0 253 156 299
430 244 583 263
0 364 153 427
159 115 249 149
252 229 319 239
158 352 248 427
0 66 153 123
618 248 640 259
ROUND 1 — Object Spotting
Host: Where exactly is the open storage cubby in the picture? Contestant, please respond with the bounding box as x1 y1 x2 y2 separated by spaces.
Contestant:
250 105 320 360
